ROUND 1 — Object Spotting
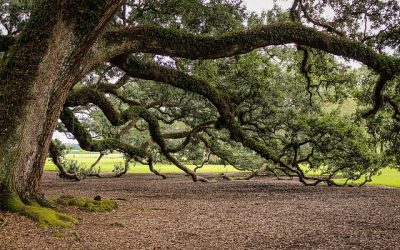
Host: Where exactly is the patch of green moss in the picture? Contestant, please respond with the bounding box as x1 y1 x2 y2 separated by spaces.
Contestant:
56 196 118 212
1 193 76 227
1 193 25 211
84 199 118 212
53 232 68 238
23 205 78 228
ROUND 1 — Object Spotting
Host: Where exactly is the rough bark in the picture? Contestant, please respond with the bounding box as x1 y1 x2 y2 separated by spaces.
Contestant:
0 0 124 223
0 1 74 207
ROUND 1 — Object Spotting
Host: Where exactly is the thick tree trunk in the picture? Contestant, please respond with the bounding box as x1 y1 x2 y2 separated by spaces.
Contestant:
0 0 123 215
0 11 77 208
1 2 57 205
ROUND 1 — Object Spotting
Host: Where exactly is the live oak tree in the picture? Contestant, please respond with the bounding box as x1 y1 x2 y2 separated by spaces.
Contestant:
0 0 399 226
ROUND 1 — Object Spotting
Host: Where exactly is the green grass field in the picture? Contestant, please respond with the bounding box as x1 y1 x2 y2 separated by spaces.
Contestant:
45 153 400 187
333 168 400 188
44 153 242 174
303 167 400 188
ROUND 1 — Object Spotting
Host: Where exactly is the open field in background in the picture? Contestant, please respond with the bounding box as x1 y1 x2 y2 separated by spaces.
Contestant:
303 167 400 188
334 168 400 188
44 153 242 174
45 153 400 187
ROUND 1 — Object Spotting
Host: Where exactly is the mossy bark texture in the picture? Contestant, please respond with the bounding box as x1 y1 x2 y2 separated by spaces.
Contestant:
0 0 123 226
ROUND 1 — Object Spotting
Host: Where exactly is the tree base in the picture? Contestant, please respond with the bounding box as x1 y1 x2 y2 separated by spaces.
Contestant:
1 193 118 227
22 205 78 227
2 194 77 227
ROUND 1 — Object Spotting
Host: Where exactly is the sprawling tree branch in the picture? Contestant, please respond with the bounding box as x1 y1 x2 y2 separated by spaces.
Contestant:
363 75 391 117
165 121 215 153
384 96 400 121
113 56 341 185
64 86 209 182
90 22 400 118
94 23 399 78
60 108 146 158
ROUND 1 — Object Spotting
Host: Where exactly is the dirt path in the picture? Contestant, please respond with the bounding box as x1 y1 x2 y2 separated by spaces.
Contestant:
1 172 400 249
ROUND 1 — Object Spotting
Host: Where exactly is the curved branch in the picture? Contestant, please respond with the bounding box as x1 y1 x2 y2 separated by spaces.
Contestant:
114 57 352 186
384 96 400 121
65 89 209 182
59 108 147 158
198 135 255 172
89 152 105 172
166 120 215 153
114 157 131 178
297 45 315 105
300 4 345 37
146 158 167 179
49 142 82 181
133 107 209 182
112 56 290 168
94 23 399 78
193 151 211 173
363 75 390 117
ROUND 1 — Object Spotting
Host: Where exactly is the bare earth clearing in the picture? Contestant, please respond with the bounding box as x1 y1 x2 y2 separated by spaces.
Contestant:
1 172 400 249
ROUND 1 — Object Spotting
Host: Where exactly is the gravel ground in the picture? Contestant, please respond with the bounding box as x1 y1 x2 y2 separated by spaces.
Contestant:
1 172 400 250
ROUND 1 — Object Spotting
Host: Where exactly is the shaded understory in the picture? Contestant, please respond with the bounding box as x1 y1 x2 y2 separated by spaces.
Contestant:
1 172 400 249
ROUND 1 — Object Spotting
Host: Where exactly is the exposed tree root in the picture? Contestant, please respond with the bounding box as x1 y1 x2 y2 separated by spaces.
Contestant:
22 205 78 228
2 194 78 228
2 192 118 227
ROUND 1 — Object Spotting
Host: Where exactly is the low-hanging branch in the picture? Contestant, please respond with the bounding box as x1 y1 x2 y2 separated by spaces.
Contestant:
65 85 214 146
91 22 400 119
164 120 215 153
127 107 210 182
59 108 167 179
112 56 278 160
114 56 346 186
197 134 264 174
60 108 147 158
64 87 210 182
49 141 81 181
